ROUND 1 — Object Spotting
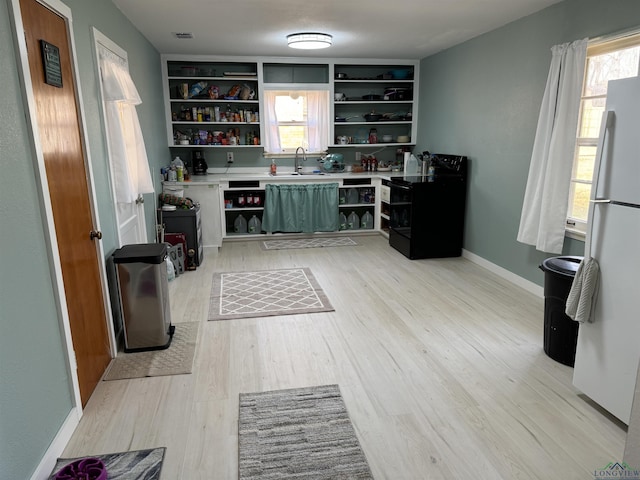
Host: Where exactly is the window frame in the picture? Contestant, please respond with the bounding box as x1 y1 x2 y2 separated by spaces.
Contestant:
262 84 331 157
567 32 640 238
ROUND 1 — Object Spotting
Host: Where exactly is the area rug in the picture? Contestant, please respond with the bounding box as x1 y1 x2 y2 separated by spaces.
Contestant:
103 322 198 380
49 447 165 480
208 267 334 321
261 237 357 250
238 384 373 479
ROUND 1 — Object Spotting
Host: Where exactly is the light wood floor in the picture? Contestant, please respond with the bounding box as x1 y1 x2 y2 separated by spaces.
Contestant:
63 234 626 479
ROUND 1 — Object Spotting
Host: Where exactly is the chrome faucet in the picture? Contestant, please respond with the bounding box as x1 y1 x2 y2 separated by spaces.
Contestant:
294 146 306 173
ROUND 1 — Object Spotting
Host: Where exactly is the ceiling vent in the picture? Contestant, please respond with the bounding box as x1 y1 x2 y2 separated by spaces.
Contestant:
173 32 194 40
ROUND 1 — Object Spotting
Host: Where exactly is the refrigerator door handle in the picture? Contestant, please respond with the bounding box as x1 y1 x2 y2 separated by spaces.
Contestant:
585 110 615 259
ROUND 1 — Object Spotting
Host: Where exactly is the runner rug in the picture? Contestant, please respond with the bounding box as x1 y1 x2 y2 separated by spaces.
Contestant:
103 322 198 380
238 384 373 479
49 447 165 480
261 237 357 250
208 267 334 321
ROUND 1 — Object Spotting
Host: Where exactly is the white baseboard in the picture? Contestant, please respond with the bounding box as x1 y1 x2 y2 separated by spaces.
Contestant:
31 407 80 480
462 249 543 298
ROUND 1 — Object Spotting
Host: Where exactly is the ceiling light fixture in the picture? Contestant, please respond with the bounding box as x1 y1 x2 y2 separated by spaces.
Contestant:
287 32 332 50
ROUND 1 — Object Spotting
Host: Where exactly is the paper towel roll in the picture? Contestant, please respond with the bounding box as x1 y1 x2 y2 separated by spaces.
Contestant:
403 152 411 172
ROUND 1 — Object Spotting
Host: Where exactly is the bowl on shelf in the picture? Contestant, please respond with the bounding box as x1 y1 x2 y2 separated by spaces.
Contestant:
381 134 393 142
397 135 410 143
390 69 411 79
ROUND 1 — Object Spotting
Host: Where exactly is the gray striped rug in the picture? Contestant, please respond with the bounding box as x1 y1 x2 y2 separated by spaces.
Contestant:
239 384 373 479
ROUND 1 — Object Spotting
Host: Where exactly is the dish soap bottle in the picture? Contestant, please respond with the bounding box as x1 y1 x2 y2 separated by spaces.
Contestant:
270 158 277 175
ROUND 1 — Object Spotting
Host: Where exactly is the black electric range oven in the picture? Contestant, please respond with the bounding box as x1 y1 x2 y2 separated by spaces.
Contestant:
386 154 468 260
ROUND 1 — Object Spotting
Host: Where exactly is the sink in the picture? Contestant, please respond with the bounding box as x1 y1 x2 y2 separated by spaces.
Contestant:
292 171 328 176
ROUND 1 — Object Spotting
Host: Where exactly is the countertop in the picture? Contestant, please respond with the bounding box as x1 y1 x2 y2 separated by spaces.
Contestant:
165 169 400 185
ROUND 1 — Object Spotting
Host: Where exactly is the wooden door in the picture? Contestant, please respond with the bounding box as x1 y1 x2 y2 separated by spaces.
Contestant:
20 0 111 406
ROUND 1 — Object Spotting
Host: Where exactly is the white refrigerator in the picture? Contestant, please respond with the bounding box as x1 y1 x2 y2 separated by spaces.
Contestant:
572 76 640 425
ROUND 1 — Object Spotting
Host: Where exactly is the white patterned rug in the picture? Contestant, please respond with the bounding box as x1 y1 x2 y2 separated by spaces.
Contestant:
103 322 198 380
208 268 334 321
261 237 357 250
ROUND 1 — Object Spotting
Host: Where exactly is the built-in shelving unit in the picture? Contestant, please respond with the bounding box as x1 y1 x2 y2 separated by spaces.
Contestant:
221 181 265 236
161 56 262 149
332 62 419 149
338 179 376 231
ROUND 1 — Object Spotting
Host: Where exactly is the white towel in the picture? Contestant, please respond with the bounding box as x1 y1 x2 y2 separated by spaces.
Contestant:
565 257 600 323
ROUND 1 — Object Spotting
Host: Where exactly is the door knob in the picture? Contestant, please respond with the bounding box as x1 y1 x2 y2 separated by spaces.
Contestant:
90 230 103 240
135 195 144 205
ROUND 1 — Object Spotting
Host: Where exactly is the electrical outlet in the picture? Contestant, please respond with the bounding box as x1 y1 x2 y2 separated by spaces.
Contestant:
226 152 234 163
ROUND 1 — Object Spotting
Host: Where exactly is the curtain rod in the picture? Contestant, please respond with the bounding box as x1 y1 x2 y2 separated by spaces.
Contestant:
589 25 640 45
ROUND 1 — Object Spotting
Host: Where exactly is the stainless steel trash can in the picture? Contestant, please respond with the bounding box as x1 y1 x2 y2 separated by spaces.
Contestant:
113 243 174 352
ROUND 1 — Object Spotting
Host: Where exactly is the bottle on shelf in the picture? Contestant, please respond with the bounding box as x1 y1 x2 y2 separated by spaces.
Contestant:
171 156 185 182
248 215 261 234
347 211 360 230
234 214 247 233
339 212 348 230
347 188 358 205
270 159 277 175
361 211 373 229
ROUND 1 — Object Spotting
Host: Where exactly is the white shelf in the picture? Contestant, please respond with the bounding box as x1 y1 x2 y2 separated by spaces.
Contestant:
170 99 259 104
168 76 258 81
339 203 375 208
330 143 415 148
334 121 412 125
171 144 262 148
172 121 260 125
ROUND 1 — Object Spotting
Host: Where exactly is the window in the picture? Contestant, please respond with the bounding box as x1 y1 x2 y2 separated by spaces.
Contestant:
568 34 640 233
263 88 330 155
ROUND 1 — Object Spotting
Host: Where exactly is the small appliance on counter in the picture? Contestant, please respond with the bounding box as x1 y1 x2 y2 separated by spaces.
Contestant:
192 150 208 175
319 153 345 173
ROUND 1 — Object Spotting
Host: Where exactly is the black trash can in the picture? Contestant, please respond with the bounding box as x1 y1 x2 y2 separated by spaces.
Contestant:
539 255 583 367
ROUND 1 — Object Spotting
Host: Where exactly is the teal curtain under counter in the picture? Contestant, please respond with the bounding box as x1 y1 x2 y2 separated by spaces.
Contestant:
262 183 339 233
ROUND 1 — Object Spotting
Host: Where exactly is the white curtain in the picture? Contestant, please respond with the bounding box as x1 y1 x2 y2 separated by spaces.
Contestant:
263 90 282 153
517 38 588 254
99 50 153 203
262 90 329 154
306 91 329 152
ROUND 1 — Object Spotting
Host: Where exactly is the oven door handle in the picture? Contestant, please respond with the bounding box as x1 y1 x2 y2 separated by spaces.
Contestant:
389 183 412 191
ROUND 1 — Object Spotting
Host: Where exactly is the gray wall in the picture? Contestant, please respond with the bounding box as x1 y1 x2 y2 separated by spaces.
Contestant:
0 0 167 478
416 0 640 285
